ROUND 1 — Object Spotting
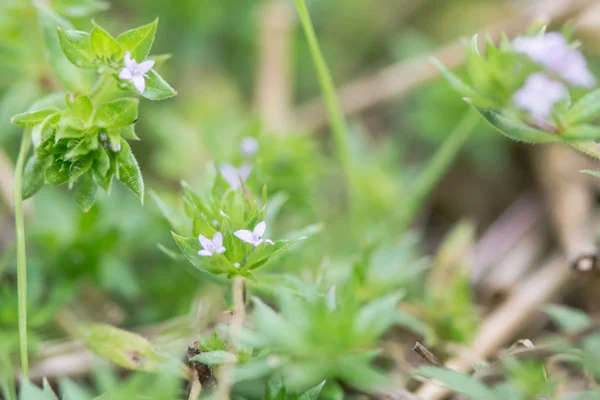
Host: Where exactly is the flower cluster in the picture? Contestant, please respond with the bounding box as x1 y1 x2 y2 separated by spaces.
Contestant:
198 221 274 257
512 32 596 119
11 20 176 211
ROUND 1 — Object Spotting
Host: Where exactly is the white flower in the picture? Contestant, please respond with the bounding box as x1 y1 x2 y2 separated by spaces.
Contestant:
513 73 567 119
219 163 252 190
118 51 155 94
198 232 226 257
240 137 259 157
513 32 596 88
234 221 274 247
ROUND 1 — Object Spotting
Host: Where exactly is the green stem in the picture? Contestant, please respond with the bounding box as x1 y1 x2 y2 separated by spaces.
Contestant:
398 110 479 230
294 0 351 182
14 129 31 378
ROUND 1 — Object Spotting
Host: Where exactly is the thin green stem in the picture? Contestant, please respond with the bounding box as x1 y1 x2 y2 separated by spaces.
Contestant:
398 110 479 230
14 129 32 378
294 0 351 181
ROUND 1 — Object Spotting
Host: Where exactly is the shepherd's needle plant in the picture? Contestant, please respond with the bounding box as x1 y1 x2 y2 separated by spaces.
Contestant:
9 13 175 378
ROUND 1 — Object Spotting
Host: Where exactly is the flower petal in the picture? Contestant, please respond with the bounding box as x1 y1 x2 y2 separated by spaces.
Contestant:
198 249 213 257
124 51 133 68
220 164 241 189
213 232 223 248
238 164 253 181
132 75 146 93
198 234 212 250
216 247 226 254
253 221 266 238
119 68 133 80
264 239 275 245
234 229 255 244
137 60 155 74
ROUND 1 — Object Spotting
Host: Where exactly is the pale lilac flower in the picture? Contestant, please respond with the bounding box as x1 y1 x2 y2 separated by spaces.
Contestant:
240 137 259 157
513 32 596 88
198 232 226 257
118 51 155 93
219 163 252 190
234 221 274 247
513 73 567 119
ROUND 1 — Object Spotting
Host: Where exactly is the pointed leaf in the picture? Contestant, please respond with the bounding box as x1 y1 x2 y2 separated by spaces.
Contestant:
90 21 122 60
11 108 58 128
414 367 496 400
74 171 98 212
57 28 97 68
22 156 47 199
94 98 139 129
117 19 158 61
118 152 144 202
566 88 600 125
140 70 176 101
45 162 70 185
298 381 326 400
473 107 560 143
191 350 237 366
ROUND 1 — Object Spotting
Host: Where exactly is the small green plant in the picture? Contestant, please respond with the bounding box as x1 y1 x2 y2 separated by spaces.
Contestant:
8 2 175 379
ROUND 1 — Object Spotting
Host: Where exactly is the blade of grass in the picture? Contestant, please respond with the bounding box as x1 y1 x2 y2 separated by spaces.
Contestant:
294 0 351 184
398 110 479 230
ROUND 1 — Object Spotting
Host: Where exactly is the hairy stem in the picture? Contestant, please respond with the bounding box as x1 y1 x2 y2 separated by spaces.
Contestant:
294 0 351 186
398 110 479 230
214 276 246 400
14 129 32 378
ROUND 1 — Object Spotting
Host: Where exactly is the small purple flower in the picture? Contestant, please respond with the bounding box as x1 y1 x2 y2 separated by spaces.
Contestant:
198 232 226 257
513 73 567 119
119 51 155 93
219 163 252 190
240 137 259 157
234 221 274 247
513 32 595 88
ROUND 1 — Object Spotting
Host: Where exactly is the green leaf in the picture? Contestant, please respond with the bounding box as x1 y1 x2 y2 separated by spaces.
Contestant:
22 156 47 199
94 147 111 176
11 108 58 128
355 292 403 338
245 239 305 271
94 98 139 129
19 379 57 400
562 124 600 141
582 169 600 179
466 35 490 91
57 28 97 68
32 113 60 148
45 162 70 185
545 304 592 334
298 381 326 400
119 124 140 140
69 157 93 184
141 70 177 101
90 21 122 60
191 350 237 366
566 88 600 125
78 323 172 372
35 3 96 93
118 152 144 202
473 107 560 144
117 19 158 61
431 58 492 107
69 94 94 123
74 171 98 212
414 367 496 400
